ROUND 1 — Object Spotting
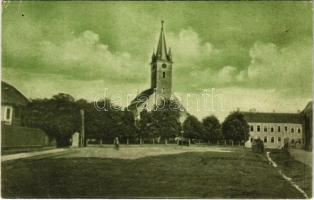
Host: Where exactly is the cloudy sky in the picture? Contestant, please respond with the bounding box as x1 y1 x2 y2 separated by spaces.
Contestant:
3 1 313 120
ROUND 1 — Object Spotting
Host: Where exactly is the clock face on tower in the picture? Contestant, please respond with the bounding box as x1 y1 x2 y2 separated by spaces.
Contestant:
162 63 167 68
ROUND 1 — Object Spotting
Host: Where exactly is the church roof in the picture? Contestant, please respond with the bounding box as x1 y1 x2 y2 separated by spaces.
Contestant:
241 111 303 124
2 81 29 106
128 88 155 111
128 88 187 115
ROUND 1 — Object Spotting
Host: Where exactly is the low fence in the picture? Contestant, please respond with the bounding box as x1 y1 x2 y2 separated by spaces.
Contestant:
87 138 244 146
2 125 55 149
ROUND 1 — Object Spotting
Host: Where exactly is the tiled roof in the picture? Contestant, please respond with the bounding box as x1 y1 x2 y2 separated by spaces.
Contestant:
127 89 187 114
1 81 29 106
128 88 155 111
241 112 302 124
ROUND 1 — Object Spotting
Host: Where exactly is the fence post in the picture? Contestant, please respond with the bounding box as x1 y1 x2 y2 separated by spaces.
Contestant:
80 109 85 147
127 138 129 145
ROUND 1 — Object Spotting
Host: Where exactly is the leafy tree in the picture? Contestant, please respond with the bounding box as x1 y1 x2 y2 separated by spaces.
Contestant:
25 93 80 147
202 115 223 143
183 114 204 140
151 99 182 141
76 99 111 142
222 111 249 143
115 109 137 143
138 109 154 140
26 94 138 146
89 99 123 143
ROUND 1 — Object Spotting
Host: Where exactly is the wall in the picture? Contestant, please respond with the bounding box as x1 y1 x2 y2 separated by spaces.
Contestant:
1 105 25 126
289 148 312 167
2 125 55 149
1 105 13 125
247 122 303 149
156 60 172 97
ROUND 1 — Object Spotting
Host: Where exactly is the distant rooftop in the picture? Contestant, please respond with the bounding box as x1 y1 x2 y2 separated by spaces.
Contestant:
241 111 303 124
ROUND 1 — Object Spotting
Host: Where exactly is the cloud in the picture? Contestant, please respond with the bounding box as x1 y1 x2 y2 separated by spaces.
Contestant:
181 39 312 97
216 66 238 84
168 28 220 69
245 40 312 95
37 30 147 82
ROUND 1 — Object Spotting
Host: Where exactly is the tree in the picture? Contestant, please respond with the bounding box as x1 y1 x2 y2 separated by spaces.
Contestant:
182 114 204 141
90 99 124 143
25 93 80 147
116 109 137 143
151 99 182 143
138 109 154 141
222 111 249 143
202 115 223 143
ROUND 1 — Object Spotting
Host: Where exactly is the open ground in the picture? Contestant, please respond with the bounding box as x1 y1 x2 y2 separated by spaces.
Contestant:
2 145 311 198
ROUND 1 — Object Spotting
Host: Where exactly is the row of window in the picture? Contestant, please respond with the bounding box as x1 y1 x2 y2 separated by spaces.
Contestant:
250 125 301 133
250 137 301 144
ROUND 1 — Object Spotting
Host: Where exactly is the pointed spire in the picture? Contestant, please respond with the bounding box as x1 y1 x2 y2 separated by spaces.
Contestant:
167 48 172 61
156 20 168 61
151 50 156 62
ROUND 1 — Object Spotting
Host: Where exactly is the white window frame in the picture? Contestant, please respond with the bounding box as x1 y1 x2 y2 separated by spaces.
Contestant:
2 106 13 125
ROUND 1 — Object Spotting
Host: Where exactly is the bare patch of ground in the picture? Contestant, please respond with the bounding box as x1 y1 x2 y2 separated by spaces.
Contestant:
57 145 233 159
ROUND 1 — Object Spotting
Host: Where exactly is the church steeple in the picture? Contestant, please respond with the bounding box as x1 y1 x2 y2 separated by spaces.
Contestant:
156 21 170 61
150 21 173 97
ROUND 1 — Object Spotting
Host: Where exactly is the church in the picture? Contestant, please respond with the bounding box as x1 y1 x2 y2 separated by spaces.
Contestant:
128 21 185 118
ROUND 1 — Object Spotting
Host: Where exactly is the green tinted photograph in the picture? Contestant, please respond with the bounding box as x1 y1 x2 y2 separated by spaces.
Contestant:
1 1 312 198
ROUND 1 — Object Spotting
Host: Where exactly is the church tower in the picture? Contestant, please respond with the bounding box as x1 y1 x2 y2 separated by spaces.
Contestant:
151 21 173 99
128 21 187 116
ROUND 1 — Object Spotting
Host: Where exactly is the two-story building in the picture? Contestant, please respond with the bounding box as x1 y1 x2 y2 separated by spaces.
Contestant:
243 112 303 149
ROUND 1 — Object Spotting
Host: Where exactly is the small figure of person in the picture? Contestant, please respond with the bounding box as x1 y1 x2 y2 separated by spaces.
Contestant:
114 137 119 150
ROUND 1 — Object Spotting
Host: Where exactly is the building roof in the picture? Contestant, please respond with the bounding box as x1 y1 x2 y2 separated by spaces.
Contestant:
128 88 187 115
301 101 312 117
1 81 29 106
241 112 302 124
128 88 155 111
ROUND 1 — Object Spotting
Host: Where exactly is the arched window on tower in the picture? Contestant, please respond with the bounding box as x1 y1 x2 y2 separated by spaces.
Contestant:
163 72 166 78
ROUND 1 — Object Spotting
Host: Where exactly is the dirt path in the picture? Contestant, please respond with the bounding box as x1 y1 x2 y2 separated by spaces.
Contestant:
1 148 70 162
57 145 233 159
266 151 309 199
